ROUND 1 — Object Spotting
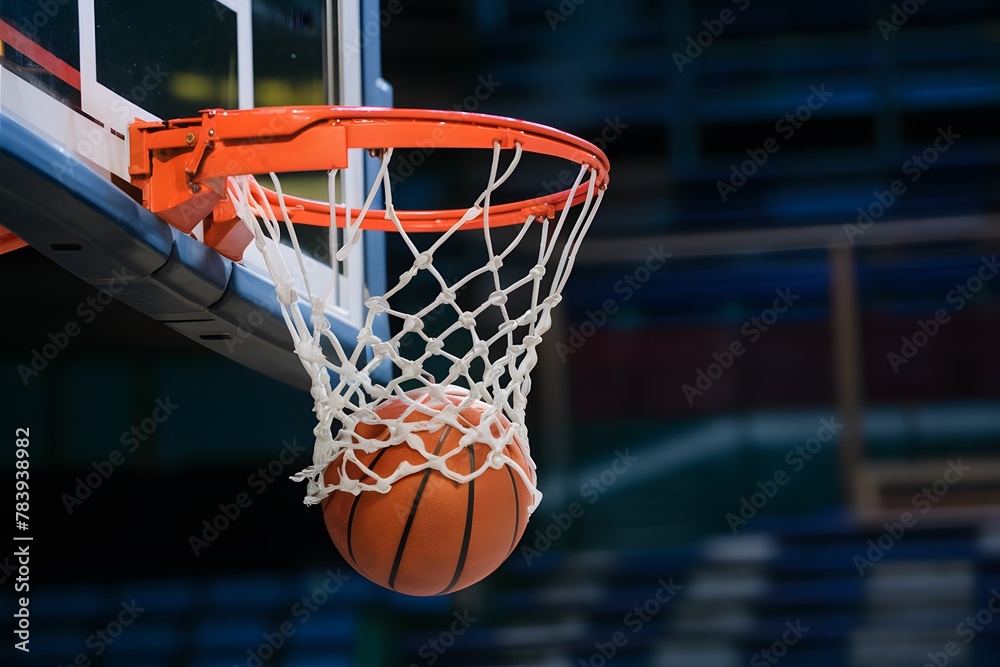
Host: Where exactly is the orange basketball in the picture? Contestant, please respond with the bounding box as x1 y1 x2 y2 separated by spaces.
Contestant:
321 387 535 596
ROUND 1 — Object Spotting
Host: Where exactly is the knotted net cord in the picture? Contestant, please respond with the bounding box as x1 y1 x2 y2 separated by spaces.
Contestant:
227 140 604 514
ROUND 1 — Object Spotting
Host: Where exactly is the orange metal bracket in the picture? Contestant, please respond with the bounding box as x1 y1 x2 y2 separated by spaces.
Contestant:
0 225 27 255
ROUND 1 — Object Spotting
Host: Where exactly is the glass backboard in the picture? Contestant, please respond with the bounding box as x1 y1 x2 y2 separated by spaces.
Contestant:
0 0 390 388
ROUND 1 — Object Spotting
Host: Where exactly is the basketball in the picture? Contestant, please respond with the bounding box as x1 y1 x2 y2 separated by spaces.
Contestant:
321 387 536 596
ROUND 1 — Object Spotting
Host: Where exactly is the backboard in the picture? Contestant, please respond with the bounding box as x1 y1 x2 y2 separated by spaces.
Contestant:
0 0 391 389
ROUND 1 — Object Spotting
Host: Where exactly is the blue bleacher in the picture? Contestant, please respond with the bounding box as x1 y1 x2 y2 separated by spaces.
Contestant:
31 584 110 619
204 573 292 609
288 608 357 647
194 617 271 651
100 623 185 656
5 514 1000 667
406 512 1000 666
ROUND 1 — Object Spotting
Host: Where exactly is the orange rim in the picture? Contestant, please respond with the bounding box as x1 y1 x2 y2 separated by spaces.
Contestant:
129 107 611 237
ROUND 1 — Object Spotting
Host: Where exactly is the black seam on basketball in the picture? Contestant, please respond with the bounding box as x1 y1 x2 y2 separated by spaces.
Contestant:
388 424 452 591
505 464 521 557
322 427 389 578
345 445 389 569
439 444 476 595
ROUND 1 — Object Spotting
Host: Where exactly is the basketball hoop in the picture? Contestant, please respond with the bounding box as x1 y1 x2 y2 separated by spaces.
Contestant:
128 107 609 254
129 105 610 517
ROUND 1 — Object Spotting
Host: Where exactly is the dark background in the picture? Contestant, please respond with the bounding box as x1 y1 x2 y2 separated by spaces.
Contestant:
3 0 1000 666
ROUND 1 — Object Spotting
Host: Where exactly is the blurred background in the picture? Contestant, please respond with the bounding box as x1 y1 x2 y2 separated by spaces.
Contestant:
4 0 1000 665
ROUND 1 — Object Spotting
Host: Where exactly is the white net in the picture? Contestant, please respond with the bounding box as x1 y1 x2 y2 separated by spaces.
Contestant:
227 140 604 514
